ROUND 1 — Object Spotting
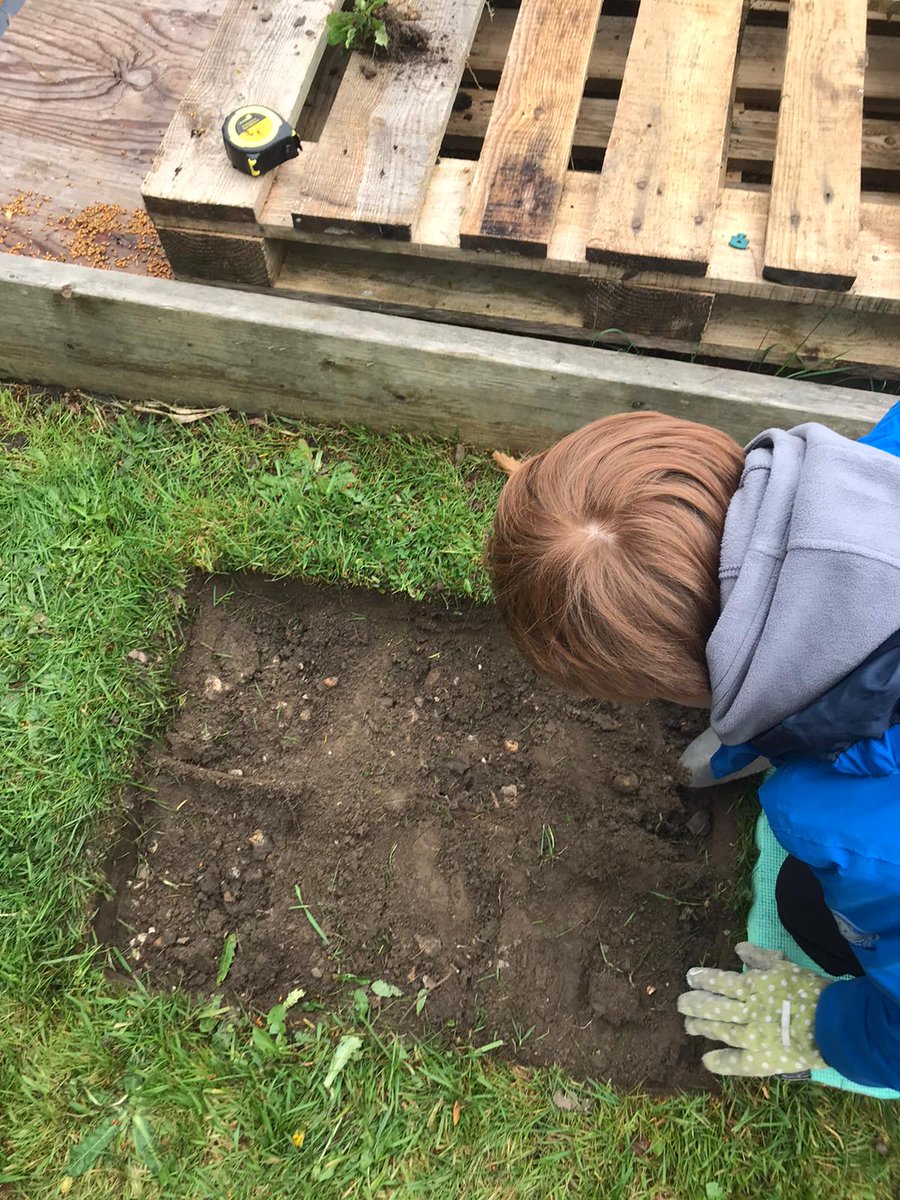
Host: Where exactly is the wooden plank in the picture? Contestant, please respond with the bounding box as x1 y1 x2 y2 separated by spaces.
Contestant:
0 0 223 266
261 162 900 314
445 91 900 184
586 0 747 274
703 295 900 380
750 0 899 19
0 255 889 448
290 0 485 238
142 0 342 224
458 0 606 256
763 0 868 291
157 228 285 286
467 11 900 106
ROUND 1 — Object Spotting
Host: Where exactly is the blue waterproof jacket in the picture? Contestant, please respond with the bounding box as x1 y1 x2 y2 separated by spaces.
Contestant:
712 402 900 1089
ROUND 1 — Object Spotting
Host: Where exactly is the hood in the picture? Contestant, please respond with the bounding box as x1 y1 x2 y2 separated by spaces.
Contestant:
707 423 900 747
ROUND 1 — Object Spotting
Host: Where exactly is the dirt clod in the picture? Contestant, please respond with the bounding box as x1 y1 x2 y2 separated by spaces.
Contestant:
103 575 737 1090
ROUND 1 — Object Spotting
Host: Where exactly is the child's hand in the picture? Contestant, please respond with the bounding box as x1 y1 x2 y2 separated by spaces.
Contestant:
677 943 828 1076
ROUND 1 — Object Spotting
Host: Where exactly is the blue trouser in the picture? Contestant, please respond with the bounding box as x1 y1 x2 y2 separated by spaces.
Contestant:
776 856 864 979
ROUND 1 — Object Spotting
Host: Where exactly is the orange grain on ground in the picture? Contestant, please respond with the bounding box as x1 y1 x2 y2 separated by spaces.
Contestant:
0 193 172 278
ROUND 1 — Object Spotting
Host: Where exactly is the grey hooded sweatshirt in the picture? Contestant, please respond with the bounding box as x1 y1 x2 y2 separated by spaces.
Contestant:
707 423 900 747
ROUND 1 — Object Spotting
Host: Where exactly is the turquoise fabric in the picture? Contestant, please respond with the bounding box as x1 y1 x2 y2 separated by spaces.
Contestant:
748 810 900 1099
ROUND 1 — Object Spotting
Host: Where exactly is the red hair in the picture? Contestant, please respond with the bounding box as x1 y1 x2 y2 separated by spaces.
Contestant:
487 412 744 702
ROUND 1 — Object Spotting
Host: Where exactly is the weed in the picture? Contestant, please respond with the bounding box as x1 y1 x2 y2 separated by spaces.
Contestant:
539 823 557 861
290 884 329 945
326 0 389 52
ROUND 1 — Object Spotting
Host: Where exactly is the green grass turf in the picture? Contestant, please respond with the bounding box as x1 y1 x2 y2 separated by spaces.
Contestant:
1 386 898 1198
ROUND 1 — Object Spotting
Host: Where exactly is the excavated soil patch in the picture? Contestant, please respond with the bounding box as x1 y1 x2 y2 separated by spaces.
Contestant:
102 574 739 1089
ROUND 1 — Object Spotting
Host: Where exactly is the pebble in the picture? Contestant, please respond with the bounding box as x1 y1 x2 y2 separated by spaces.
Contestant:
504 740 519 753
686 810 711 838
127 649 148 664
415 933 442 957
613 772 640 793
228 768 244 778
311 966 324 979
323 676 339 688
249 829 274 859
299 708 312 721
204 675 232 699
500 784 518 801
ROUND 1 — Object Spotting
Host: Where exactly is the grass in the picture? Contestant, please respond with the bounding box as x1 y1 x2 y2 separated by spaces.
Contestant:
1 385 898 1198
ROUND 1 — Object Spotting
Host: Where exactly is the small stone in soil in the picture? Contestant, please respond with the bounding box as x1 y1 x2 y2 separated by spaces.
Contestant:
204 675 232 699
686 810 711 838
613 772 640 793
127 649 149 664
323 676 339 688
415 933 442 957
500 784 518 802
249 829 274 859
311 966 324 979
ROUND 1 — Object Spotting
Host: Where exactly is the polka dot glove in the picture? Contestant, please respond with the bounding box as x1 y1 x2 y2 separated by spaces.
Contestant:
677 943 828 1076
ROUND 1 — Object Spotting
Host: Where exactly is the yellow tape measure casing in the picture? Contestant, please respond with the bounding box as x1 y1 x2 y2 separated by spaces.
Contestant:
222 105 301 177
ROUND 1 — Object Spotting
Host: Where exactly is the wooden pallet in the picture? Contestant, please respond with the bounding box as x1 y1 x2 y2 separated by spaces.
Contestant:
143 0 900 379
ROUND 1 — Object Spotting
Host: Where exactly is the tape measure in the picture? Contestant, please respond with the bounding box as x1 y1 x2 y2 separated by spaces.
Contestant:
221 105 301 177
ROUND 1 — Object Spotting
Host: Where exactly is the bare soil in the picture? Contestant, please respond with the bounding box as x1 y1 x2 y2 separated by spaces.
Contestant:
101 574 740 1091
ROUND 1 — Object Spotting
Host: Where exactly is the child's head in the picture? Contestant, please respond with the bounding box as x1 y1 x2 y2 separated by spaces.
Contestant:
487 412 744 705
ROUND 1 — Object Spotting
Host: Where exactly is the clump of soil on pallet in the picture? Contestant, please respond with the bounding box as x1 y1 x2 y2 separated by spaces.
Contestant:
381 6 430 57
102 575 740 1091
356 5 430 74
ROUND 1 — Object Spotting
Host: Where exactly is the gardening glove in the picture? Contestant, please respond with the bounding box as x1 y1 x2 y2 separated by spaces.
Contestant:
678 727 770 789
677 942 827 1076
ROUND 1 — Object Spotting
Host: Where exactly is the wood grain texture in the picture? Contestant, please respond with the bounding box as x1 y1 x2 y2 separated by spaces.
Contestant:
458 0 606 256
467 10 900 105
586 0 747 273
1 256 888 448
0 0 222 264
290 0 485 238
261 161 900 314
444 91 900 185
763 0 868 290
142 0 342 223
703 294 900 379
157 228 285 284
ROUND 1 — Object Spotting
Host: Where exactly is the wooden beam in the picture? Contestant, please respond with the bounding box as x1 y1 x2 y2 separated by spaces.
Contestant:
763 0 868 290
0 256 888 448
586 0 747 274
459 0 606 256
142 0 341 224
290 0 485 238
467 11 900 106
444 93 900 184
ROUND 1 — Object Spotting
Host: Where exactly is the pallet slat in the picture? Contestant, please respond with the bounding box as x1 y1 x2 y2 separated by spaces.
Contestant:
142 0 341 224
445 93 900 185
290 0 484 238
763 0 868 290
467 12 900 106
586 0 747 274
458 0 606 256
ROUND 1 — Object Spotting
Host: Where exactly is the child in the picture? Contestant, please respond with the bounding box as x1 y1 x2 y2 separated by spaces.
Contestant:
487 407 900 1089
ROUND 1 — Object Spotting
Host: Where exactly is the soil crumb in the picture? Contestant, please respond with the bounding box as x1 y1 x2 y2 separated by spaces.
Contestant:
103 575 739 1091
382 5 430 59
